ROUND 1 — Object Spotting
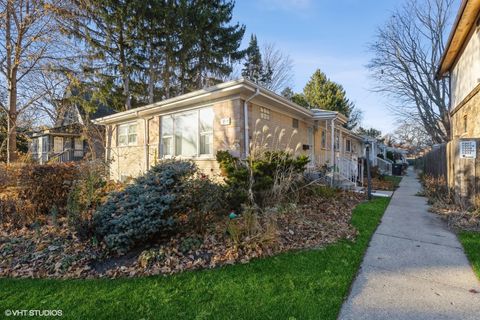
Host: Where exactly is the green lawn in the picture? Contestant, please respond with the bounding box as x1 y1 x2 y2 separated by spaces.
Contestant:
0 197 390 320
385 175 402 188
458 231 480 279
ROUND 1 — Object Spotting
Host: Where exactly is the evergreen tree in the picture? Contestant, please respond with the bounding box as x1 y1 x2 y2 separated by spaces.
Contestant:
356 127 382 139
242 34 264 83
284 69 361 129
67 0 245 110
303 69 353 116
187 0 246 90
66 0 140 111
281 87 294 100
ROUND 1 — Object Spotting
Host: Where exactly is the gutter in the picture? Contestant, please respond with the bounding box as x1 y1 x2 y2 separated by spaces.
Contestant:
244 88 260 157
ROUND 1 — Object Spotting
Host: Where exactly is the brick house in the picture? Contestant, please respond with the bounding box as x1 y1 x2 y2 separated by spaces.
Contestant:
93 78 364 183
438 0 480 197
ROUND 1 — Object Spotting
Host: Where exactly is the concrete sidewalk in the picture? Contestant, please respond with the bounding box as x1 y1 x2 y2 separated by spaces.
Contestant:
339 169 480 320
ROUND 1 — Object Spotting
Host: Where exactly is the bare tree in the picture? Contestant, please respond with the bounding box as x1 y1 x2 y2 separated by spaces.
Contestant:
393 118 433 153
0 0 72 162
368 0 454 144
261 43 294 93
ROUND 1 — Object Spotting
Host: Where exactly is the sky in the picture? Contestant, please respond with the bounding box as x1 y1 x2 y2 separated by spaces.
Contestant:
231 0 418 135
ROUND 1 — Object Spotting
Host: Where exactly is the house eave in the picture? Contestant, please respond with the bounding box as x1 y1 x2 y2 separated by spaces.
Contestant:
92 77 351 128
437 0 480 77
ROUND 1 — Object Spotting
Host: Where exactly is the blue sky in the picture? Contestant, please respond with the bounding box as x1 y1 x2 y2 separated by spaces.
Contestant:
231 0 417 134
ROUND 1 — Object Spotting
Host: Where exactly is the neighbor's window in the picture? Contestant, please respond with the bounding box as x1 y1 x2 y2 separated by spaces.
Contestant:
161 116 173 156
53 137 63 153
464 115 468 133
118 122 137 146
260 107 270 120
31 138 38 153
292 118 299 129
321 129 326 148
74 138 83 150
334 135 340 150
161 107 214 158
199 108 214 155
175 111 198 157
42 136 49 153
346 139 352 152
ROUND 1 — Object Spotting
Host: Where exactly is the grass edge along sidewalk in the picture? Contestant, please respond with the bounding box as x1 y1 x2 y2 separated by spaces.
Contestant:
459 231 480 280
0 197 390 320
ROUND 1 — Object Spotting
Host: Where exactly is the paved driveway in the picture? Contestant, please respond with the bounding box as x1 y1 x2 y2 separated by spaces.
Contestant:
339 169 480 320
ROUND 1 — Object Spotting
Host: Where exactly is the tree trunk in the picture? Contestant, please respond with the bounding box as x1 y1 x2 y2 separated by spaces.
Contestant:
5 0 17 163
148 42 155 104
7 83 17 163
118 28 131 110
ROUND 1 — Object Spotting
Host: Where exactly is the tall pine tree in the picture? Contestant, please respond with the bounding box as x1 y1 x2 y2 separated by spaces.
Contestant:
242 34 264 83
66 0 245 110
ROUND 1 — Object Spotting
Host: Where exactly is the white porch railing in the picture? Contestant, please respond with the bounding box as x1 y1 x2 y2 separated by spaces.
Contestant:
336 156 359 184
376 157 393 175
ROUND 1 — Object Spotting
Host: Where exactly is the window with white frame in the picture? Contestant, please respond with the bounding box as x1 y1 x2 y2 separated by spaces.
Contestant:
321 129 326 148
260 107 270 120
74 138 83 150
334 135 340 150
161 107 214 158
54 137 64 153
42 136 49 153
199 108 214 155
118 122 137 146
346 139 351 152
161 116 174 156
31 138 38 154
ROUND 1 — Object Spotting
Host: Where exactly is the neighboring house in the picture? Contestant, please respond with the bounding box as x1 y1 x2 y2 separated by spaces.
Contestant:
437 0 480 197
92 78 365 184
30 102 116 164
360 136 393 174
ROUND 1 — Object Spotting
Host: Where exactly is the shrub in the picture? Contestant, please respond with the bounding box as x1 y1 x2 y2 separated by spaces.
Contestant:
216 150 309 209
93 160 197 255
67 161 123 240
0 163 80 226
309 185 338 199
18 163 80 218
421 174 453 205
0 163 23 188
181 174 227 233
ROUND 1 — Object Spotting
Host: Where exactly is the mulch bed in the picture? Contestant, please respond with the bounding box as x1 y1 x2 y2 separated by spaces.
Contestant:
0 190 365 279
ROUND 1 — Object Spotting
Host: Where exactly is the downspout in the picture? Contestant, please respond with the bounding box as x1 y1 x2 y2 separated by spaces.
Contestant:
331 117 336 186
244 88 260 157
144 117 154 172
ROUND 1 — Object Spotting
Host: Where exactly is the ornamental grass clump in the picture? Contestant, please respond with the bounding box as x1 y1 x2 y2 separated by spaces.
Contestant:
93 160 197 255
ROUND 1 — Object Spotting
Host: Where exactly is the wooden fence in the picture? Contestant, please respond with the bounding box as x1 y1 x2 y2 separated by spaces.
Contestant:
417 144 448 179
419 140 480 200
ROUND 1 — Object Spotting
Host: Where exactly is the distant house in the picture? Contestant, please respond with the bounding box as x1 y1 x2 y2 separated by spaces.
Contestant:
92 78 365 184
30 99 116 164
437 0 480 197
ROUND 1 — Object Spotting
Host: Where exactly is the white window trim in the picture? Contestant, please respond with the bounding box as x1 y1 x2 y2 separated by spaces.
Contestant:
321 129 327 149
117 121 138 147
346 139 352 153
160 106 214 159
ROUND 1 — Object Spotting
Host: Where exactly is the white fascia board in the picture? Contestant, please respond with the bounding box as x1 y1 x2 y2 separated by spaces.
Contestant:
93 79 250 125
